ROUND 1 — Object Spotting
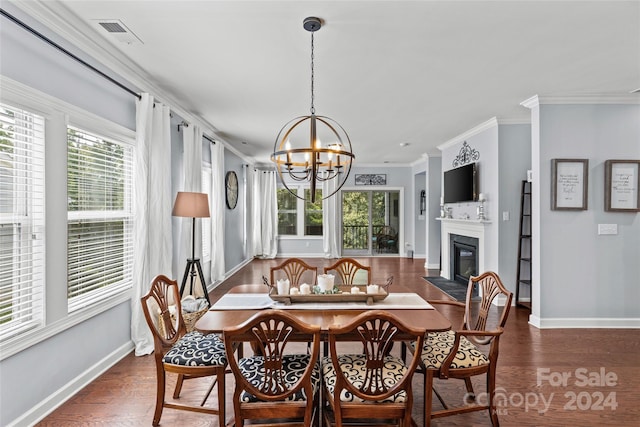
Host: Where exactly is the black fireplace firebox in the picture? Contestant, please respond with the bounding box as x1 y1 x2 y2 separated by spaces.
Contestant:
450 234 479 285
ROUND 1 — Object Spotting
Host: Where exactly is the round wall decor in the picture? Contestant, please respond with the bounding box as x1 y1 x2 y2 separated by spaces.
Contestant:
225 171 238 209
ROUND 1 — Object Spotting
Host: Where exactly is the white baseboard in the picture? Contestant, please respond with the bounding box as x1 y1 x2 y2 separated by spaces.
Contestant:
276 253 329 258
8 341 134 427
529 315 640 329
424 262 439 270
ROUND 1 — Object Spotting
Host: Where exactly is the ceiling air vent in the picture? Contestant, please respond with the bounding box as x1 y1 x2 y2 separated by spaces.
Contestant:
92 19 143 45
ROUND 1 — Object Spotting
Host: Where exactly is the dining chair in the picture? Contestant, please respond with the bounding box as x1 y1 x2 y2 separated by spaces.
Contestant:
322 310 426 427
223 310 322 426
412 271 513 427
270 257 318 286
140 275 227 426
375 225 397 253
324 257 371 285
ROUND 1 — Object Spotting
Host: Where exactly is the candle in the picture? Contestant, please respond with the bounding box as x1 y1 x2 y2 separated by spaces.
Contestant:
478 193 486 202
440 197 444 205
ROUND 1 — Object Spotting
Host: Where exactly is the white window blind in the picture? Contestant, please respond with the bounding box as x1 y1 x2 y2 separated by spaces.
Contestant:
67 126 133 312
0 103 45 342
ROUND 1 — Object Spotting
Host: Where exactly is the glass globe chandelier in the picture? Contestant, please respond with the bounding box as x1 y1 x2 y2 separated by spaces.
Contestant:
271 17 355 203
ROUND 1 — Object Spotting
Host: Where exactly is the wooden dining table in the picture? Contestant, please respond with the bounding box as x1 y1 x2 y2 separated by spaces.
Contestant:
195 283 451 335
195 283 450 427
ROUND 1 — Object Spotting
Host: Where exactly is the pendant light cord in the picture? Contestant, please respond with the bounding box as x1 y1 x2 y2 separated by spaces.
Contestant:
310 32 315 115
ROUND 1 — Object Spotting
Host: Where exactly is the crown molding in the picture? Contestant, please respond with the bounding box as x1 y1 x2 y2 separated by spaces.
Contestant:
521 94 640 109
496 116 531 125
354 162 413 168
437 117 499 151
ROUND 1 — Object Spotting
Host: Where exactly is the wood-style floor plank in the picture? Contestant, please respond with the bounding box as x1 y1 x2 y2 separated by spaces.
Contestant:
35 257 640 426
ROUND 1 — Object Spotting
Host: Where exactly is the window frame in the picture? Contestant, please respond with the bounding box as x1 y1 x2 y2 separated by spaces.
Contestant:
66 125 135 313
0 76 135 360
0 102 46 343
276 185 323 239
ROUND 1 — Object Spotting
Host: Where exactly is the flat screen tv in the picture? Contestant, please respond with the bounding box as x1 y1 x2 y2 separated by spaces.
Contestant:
443 162 477 204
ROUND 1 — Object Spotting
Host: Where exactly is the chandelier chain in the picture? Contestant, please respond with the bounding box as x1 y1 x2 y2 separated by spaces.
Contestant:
310 32 315 115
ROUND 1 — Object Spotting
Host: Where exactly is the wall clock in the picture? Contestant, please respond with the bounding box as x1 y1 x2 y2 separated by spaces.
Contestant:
225 171 238 209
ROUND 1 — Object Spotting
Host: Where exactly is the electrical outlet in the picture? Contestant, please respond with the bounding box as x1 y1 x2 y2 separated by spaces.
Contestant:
502 211 510 221
598 224 618 235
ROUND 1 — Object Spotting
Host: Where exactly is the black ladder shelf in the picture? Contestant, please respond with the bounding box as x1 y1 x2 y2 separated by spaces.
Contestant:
515 180 532 309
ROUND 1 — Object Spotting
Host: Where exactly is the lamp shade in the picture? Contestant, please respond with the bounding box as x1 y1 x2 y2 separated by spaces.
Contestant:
172 192 210 218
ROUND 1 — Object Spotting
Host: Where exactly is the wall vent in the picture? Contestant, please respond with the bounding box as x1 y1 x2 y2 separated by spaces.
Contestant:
92 19 143 45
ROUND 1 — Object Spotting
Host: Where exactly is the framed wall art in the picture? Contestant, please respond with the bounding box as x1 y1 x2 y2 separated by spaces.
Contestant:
355 174 387 185
604 159 640 212
551 159 589 210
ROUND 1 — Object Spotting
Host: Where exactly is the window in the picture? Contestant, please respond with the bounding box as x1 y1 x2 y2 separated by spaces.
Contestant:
304 189 322 235
277 188 297 235
67 126 134 311
0 103 45 342
277 186 322 237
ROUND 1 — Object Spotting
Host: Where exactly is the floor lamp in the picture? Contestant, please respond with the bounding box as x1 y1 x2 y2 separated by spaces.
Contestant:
172 191 211 306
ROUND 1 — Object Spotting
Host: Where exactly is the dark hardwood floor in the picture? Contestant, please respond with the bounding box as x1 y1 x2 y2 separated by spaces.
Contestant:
36 258 640 426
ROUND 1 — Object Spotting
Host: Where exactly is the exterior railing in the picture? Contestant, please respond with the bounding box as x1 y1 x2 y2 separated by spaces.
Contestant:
342 225 391 250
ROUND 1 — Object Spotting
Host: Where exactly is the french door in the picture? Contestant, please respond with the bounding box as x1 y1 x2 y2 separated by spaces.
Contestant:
341 190 400 256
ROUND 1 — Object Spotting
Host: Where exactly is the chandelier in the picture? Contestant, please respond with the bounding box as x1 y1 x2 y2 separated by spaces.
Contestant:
271 17 355 203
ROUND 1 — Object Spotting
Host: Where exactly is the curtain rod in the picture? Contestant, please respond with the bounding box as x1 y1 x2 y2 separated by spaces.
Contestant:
178 121 216 144
0 8 141 100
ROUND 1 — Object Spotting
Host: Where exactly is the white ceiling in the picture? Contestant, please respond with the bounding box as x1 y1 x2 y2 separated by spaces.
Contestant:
16 0 640 165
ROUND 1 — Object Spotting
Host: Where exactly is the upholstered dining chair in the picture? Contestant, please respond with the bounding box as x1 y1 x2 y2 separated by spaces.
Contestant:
322 310 426 427
270 257 318 286
140 275 227 426
412 271 513 427
223 310 322 426
324 257 371 285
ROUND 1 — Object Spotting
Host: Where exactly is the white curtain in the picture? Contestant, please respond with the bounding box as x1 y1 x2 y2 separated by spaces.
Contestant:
176 124 204 293
323 175 340 258
251 170 278 258
209 140 225 282
131 94 172 356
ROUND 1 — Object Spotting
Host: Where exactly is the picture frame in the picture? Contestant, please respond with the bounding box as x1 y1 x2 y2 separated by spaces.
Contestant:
551 159 589 210
355 174 387 185
604 159 640 212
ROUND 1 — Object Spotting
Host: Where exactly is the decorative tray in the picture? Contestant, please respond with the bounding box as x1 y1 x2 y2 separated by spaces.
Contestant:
269 285 388 306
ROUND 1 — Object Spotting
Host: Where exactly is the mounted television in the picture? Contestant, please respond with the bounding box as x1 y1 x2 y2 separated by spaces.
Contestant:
443 162 478 204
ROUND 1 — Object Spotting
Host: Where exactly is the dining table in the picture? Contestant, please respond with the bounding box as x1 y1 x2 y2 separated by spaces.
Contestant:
195 283 451 336
194 283 450 427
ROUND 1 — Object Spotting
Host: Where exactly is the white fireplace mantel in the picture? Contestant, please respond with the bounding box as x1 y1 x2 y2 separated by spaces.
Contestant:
438 218 491 280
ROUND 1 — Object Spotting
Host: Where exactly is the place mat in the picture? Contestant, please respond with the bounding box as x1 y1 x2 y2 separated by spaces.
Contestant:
211 293 274 310
211 293 433 310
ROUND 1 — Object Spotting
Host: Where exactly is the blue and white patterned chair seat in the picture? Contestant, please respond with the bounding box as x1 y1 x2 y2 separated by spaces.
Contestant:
163 331 227 366
238 354 320 403
321 354 408 403
415 329 489 370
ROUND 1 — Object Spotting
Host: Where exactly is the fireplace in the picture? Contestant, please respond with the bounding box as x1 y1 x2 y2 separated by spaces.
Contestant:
439 218 489 284
450 234 479 285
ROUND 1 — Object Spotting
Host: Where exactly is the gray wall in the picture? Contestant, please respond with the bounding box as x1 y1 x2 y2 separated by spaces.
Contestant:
425 155 442 269
533 103 640 323
224 150 247 269
498 124 532 299
414 171 427 256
